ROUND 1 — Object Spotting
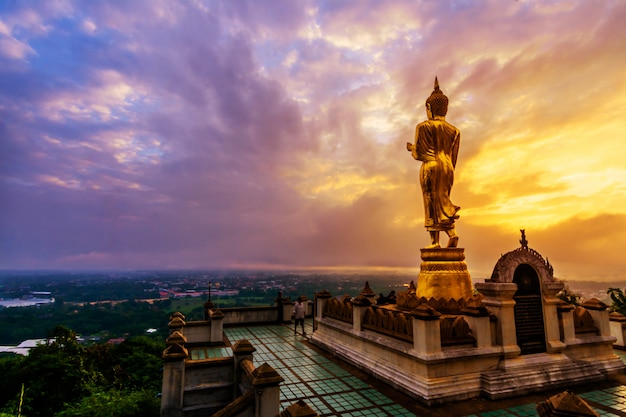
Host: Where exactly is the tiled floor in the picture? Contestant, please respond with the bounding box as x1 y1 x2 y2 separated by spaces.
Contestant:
464 359 626 417
225 323 626 417
463 403 538 417
225 322 417 416
463 386 626 417
189 346 233 360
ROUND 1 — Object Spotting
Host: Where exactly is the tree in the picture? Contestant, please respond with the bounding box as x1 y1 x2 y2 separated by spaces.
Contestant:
53 390 160 417
19 326 96 417
0 355 25 416
84 336 164 392
3 326 165 417
110 337 164 392
608 288 626 315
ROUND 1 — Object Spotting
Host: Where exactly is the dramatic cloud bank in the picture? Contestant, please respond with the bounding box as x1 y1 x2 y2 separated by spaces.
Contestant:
1 0 625 280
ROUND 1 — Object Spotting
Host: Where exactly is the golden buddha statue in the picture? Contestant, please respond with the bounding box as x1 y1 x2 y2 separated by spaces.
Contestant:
406 77 460 249
402 78 473 301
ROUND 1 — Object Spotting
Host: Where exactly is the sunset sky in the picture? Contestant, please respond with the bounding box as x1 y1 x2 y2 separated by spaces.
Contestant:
1 1 625 281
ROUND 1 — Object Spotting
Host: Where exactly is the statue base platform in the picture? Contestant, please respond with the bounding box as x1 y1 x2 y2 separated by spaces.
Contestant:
416 247 473 301
310 241 624 406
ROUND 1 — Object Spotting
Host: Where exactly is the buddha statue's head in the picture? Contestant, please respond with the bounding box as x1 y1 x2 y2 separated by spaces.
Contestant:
425 77 448 117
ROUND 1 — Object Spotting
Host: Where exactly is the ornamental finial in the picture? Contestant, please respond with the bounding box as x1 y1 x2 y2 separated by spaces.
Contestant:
520 229 528 249
426 76 448 116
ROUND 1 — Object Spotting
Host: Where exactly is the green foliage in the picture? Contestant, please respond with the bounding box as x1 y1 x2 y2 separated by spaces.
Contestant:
0 301 170 345
0 326 164 417
54 389 160 417
107 337 164 392
20 326 95 417
608 288 626 315
0 355 25 416
557 286 582 306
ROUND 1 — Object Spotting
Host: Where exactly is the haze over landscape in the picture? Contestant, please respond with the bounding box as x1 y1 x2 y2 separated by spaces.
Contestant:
1 1 625 281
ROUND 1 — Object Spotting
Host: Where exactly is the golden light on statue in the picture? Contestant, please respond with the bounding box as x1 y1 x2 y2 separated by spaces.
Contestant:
405 77 473 301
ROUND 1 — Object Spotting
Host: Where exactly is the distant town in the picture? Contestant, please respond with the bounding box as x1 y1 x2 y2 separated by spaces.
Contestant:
0 269 413 305
1 269 625 353
0 269 411 349
1 269 623 304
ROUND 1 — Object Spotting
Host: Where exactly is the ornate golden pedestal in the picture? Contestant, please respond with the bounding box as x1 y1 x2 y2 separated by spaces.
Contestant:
416 247 473 300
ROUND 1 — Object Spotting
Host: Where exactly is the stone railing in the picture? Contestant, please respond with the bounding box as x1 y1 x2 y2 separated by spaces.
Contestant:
322 295 353 324
440 316 475 347
573 306 600 336
322 297 478 348
362 306 413 343
317 285 488 351
609 312 626 349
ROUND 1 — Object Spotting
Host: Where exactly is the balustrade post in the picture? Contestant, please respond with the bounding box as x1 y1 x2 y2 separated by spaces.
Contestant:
411 304 441 354
558 303 576 343
544 282 566 352
209 309 224 344
475 282 520 358
160 330 188 417
315 290 332 321
609 312 626 349
233 339 256 399
252 363 284 417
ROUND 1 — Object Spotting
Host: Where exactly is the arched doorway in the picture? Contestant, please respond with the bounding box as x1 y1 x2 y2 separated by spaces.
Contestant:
513 264 546 354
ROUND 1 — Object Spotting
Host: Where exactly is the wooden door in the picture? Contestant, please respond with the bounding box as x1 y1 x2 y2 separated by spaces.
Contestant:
513 264 546 355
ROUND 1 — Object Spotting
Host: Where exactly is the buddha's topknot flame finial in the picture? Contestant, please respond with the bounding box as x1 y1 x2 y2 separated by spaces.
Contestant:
426 76 448 116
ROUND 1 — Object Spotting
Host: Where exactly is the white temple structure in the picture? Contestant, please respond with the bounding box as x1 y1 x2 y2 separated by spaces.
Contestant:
310 235 624 405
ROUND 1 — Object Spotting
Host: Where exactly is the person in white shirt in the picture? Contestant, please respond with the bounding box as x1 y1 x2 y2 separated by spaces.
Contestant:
293 297 306 336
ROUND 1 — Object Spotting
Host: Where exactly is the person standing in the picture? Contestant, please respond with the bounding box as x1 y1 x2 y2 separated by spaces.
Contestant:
293 297 306 336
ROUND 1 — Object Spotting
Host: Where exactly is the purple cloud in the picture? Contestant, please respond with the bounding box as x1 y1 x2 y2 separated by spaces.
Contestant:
1 0 626 281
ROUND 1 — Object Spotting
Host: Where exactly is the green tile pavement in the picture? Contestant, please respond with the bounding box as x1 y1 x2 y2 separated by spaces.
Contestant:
464 385 626 417
225 322 417 417
189 346 233 360
226 323 626 417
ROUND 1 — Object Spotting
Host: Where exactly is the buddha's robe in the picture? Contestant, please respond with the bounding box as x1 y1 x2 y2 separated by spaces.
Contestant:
410 118 460 231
